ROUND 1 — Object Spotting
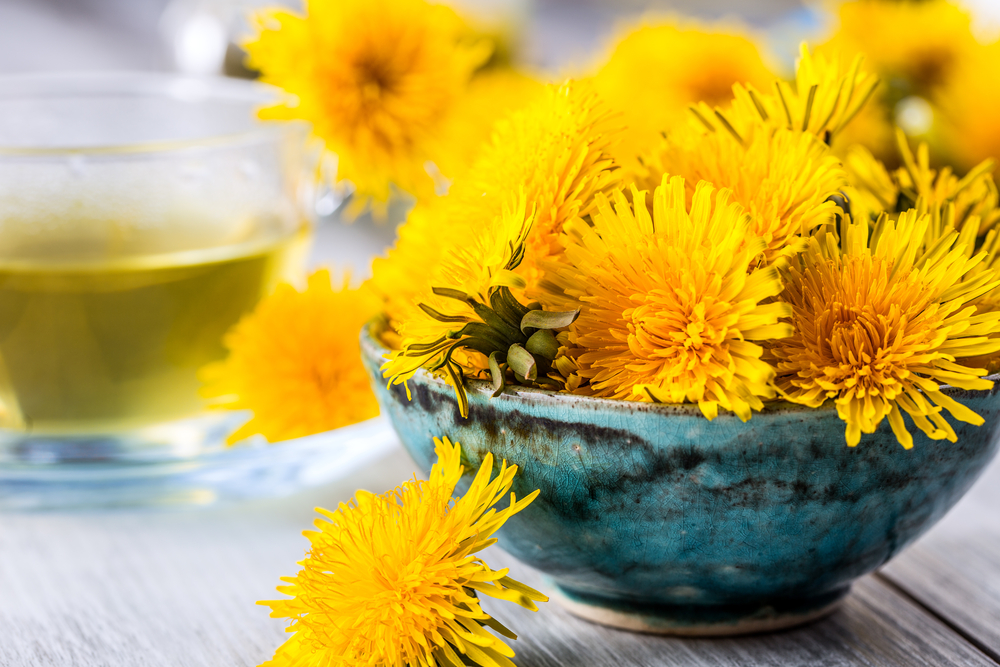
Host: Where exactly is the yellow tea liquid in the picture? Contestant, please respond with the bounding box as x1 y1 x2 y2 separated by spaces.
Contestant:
0 223 308 434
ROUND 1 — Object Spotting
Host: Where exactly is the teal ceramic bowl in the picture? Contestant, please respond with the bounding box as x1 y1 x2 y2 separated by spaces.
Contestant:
361 324 1000 635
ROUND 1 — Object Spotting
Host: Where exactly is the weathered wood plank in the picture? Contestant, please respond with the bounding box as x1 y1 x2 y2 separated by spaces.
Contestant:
486 549 997 667
0 445 995 667
0 450 419 667
880 456 1000 661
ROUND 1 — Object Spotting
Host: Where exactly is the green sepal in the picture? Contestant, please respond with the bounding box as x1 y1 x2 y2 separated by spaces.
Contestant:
479 615 518 641
488 351 506 398
490 287 530 331
432 286 475 303
470 300 523 343
403 337 450 354
507 343 537 381
419 303 472 324
443 358 470 418
454 322 510 352
525 329 559 361
520 308 580 334
463 336 504 359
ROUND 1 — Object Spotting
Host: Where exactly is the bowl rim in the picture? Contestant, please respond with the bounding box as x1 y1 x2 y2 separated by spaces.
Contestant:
360 320 1000 419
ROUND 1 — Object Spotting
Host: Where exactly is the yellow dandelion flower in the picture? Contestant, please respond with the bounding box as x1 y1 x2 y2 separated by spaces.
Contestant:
896 129 1000 239
470 81 622 295
372 81 620 327
200 270 380 444
395 191 533 349
841 143 899 225
259 436 546 667
372 82 619 413
967 233 1000 372
816 0 978 167
936 41 1000 172
369 193 463 333
547 176 793 421
819 0 975 94
381 193 550 416
432 69 545 182
244 0 489 216
843 130 1000 238
771 212 1000 449
720 44 879 146
592 22 775 179
643 122 847 265
635 45 876 265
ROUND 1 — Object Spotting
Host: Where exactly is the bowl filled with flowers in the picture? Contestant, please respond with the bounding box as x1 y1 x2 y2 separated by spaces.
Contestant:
360 46 1000 635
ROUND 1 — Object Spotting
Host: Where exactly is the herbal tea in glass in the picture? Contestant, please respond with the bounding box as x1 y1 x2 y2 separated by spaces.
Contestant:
0 218 307 434
0 73 311 450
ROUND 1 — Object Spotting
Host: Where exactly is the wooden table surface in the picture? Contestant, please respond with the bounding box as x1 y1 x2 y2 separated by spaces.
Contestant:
1 436 999 667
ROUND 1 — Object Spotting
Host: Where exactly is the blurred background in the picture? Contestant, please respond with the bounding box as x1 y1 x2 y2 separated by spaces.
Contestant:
0 0 809 76
2 0 1000 274
4 0 997 77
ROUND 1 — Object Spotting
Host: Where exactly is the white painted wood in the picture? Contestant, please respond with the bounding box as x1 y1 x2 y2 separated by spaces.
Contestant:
881 455 1000 661
487 554 997 667
0 442 997 667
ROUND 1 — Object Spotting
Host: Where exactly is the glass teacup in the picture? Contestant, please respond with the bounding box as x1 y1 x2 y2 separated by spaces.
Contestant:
0 73 311 459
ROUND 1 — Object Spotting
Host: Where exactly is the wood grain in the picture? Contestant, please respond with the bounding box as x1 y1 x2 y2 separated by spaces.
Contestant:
1 444 998 667
486 549 997 667
880 456 1000 661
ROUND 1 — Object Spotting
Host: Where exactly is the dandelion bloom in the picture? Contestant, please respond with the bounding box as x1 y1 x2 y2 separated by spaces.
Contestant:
820 0 975 93
816 0 974 161
637 46 875 265
647 124 846 265
373 82 622 410
592 22 775 179
469 81 622 295
259 436 546 667
771 213 1000 448
380 193 534 402
842 130 999 238
722 44 879 146
371 81 620 326
200 270 380 443
244 0 488 215
549 177 793 421
936 41 1000 172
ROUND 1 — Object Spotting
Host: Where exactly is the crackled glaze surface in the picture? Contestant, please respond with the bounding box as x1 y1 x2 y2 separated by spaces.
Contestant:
361 326 1000 634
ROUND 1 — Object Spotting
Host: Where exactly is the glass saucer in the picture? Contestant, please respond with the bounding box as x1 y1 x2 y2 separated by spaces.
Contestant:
0 415 400 510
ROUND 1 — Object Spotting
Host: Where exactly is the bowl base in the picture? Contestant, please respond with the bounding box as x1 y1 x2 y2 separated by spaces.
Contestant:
548 584 849 636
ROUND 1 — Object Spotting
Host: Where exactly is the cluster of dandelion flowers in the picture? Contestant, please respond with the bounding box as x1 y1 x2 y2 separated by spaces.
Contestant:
200 270 380 444
771 213 1000 449
549 176 793 421
244 0 488 215
259 437 546 667
635 45 873 266
644 123 847 265
373 81 625 408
